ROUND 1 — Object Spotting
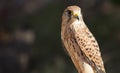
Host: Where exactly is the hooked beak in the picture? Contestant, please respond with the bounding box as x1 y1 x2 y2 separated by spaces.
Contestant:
73 14 79 20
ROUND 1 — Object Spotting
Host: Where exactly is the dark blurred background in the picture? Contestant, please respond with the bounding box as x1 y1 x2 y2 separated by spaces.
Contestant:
0 0 120 73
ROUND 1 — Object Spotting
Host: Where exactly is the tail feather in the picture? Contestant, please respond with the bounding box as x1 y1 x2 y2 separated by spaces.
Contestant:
95 67 106 73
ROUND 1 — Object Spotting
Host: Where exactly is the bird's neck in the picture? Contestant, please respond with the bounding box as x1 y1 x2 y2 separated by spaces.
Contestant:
71 18 87 30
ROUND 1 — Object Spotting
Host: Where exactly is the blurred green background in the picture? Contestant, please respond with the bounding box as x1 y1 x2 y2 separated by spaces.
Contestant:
0 0 120 73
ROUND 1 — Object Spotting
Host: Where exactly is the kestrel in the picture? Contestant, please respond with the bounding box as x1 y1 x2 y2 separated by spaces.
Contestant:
61 6 106 73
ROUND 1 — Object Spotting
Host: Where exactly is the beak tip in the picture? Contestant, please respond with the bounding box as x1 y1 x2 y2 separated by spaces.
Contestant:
76 16 79 20
74 14 80 20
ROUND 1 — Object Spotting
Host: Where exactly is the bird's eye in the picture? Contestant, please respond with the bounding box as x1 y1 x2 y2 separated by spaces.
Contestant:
67 10 71 15
66 10 72 15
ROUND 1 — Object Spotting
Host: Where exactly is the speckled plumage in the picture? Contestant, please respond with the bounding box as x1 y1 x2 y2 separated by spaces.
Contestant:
61 6 106 73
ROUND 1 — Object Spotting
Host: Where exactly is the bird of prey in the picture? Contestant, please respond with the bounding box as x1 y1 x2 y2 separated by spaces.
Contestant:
61 5 106 73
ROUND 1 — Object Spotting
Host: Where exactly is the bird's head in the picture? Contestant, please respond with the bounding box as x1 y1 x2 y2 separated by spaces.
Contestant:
62 5 82 25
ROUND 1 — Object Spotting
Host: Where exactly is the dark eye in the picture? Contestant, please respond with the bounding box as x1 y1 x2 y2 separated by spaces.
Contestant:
66 10 72 15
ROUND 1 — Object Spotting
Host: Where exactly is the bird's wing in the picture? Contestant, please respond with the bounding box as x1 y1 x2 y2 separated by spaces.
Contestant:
72 25 106 73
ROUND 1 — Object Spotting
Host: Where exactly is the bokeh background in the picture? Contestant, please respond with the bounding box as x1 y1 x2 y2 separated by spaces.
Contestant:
0 0 120 73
